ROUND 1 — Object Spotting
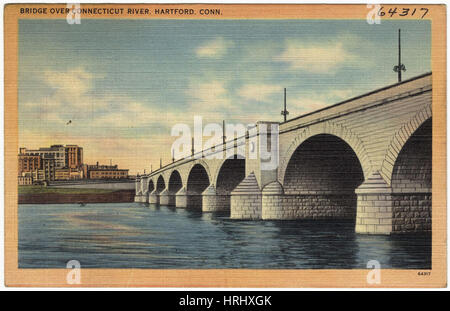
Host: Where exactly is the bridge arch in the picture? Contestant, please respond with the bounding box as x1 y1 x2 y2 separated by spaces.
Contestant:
156 175 165 193
215 156 246 195
186 159 212 181
281 133 365 219
148 179 155 193
187 164 210 193
391 117 432 191
168 170 183 194
186 163 210 208
205 156 247 212
388 115 432 233
380 106 432 185
279 122 371 184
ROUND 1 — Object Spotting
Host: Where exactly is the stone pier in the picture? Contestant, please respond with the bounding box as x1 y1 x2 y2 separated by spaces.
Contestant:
230 173 262 220
356 171 431 234
355 172 394 235
149 189 159 204
134 193 148 203
175 187 188 208
202 185 230 212
261 182 284 219
159 188 176 206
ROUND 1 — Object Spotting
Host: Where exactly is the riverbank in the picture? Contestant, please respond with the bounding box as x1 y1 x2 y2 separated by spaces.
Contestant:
18 186 135 204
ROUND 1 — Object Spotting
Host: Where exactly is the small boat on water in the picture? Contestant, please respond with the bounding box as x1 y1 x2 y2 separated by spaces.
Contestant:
78 202 86 206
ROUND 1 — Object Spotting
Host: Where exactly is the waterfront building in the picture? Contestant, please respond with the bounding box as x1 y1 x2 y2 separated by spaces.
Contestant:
55 168 70 181
20 145 66 169
42 158 56 181
31 170 45 182
84 162 129 179
18 145 128 184
54 168 83 180
66 145 83 169
18 154 41 175
18 172 33 185
18 144 83 183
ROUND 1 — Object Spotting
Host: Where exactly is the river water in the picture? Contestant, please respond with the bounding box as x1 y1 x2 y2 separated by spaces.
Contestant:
18 203 431 269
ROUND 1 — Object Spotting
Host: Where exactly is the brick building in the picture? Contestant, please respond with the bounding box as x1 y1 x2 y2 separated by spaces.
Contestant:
83 162 129 180
18 154 41 175
18 144 84 184
18 144 129 184
18 173 33 186
20 145 66 169
54 168 83 180
66 145 83 169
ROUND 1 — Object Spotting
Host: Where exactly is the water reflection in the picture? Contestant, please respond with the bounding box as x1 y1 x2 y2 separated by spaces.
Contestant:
18 203 431 269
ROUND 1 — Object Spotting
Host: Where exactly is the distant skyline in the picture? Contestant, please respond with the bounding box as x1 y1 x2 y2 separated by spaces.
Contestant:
18 19 431 174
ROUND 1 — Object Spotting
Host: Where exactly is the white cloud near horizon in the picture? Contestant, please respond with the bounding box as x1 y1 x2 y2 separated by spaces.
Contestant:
274 40 355 74
195 37 234 58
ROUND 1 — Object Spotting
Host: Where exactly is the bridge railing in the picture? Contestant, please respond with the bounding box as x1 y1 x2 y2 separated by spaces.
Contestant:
139 72 431 179
280 72 432 131
143 123 271 177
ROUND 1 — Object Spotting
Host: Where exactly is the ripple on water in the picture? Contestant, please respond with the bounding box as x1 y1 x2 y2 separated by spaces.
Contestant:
18 203 431 269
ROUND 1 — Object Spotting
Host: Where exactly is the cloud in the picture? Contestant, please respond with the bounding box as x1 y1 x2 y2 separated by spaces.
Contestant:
186 80 231 110
44 67 97 96
23 67 108 121
195 37 234 58
238 84 283 103
274 40 355 74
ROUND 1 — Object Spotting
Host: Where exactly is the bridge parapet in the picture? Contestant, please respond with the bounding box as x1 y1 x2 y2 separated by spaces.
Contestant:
279 73 431 134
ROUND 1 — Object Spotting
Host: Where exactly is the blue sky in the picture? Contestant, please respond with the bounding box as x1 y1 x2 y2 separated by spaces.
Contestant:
18 19 431 173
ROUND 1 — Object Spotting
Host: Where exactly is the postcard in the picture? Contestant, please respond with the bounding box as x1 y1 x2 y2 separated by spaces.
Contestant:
3 3 446 287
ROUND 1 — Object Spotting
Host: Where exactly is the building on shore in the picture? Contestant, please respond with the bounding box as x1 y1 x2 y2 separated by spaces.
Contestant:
83 162 129 180
18 154 41 174
19 144 83 170
54 168 83 180
65 145 83 169
20 145 67 169
41 158 56 181
18 145 129 185
18 144 84 184
18 173 33 186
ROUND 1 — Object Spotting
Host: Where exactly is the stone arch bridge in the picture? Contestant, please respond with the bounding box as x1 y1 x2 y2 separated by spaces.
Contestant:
135 73 432 235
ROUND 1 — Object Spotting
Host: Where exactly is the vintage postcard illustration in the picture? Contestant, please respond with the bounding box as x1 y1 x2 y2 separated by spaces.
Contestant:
3 3 447 287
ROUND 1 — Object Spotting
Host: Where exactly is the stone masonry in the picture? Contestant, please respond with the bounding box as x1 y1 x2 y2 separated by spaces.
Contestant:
202 185 230 212
230 172 262 220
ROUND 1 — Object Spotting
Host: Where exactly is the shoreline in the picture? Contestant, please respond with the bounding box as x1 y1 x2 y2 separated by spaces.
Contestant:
18 190 135 204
